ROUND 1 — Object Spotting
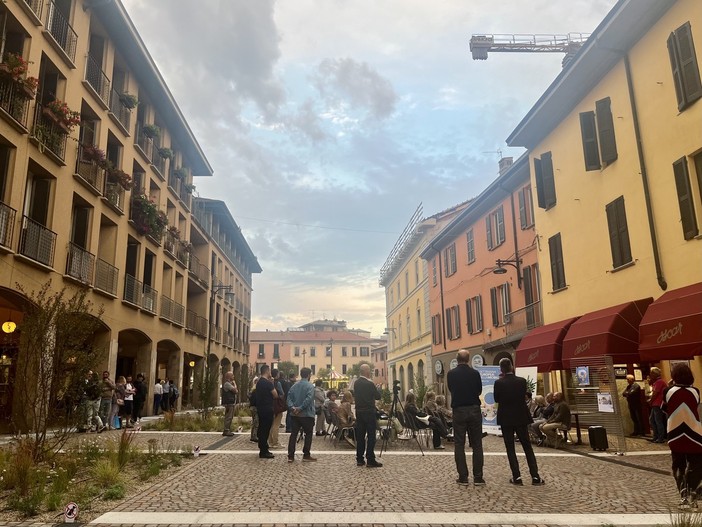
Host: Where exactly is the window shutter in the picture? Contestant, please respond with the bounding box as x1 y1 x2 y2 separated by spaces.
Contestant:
445 308 452 340
496 207 505 244
475 295 483 331
615 197 632 265
453 306 461 338
676 22 702 107
595 98 618 165
518 189 527 228
523 266 534 304
490 287 499 327
502 282 511 316
466 300 473 333
534 157 547 209
548 233 565 290
605 200 622 268
443 250 448 277
485 215 493 250
673 157 699 240
541 152 557 208
668 31 686 110
579 111 601 170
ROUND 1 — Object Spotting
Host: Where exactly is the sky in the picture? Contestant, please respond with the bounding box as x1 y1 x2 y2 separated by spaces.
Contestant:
121 0 617 336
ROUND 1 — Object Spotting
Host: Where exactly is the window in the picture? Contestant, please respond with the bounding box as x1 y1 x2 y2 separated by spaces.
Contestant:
342 364 347 374
489 284 511 327
416 304 422 335
673 156 699 240
310 346 316 357
406 313 411 341
445 305 461 340
257 344 265 358
443 243 457 276
310 364 316 375
273 344 279 359
342 346 348 357
534 152 556 209
486 206 505 250
405 271 409 295
466 229 475 263
390 289 394 307
579 97 618 171
352 346 357 357
605 196 633 268
294 346 300 357
668 22 702 111
414 259 419 283
548 233 566 291
432 258 437 286
325 345 332 357
431 314 442 344
397 282 400 300
465 295 483 334
360 346 369 357
518 186 534 229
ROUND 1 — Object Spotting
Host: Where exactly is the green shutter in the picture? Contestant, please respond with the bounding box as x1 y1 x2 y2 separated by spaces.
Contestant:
541 152 557 209
496 206 505 244
548 233 565 290
615 197 632 265
476 296 483 331
534 157 546 209
605 200 622 267
668 31 686 110
490 287 499 327
466 299 473 333
518 189 527 228
676 22 702 108
673 157 699 240
579 111 601 170
605 197 632 268
595 98 618 165
485 215 493 250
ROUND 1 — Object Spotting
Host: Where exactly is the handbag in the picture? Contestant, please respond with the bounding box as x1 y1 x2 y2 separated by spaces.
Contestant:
274 396 286 415
116 399 125 406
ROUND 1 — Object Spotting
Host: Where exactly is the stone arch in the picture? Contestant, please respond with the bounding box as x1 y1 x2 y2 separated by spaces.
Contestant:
407 362 415 389
399 365 405 399
493 350 514 366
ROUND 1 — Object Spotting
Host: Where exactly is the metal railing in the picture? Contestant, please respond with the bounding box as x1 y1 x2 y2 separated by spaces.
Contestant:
160 295 185 325
179 185 191 209
164 229 178 255
32 102 68 160
168 171 180 193
0 76 30 128
235 298 242 313
135 122 154 159
103 181 125 212
18 215 56 267
142 283 157 314
123 274 142 306
22 0 44 19
504 301 543 337
210 324 222 343
0 201 16 249
65 242 94 284
244 306 251 319
224 331 233 348
85 53 110 105
188 253 209 286
186 309 207 337
75 144 106 192
94 258 118 296
46 0 77 62
153 152 166 175
109 89 131 131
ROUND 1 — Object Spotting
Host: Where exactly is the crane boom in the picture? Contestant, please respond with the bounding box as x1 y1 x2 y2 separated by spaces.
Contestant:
469 33 590 61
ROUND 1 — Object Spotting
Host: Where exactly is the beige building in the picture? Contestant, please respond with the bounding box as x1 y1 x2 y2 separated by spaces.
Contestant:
0 0 260 429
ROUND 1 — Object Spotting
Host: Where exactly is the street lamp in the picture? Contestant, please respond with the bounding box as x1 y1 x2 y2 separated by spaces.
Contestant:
493 258 522 288
328 338 333 373
302 348 307 368
206 283 234 360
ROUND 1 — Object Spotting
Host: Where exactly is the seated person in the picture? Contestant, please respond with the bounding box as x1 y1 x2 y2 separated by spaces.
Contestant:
539 392 571 447
405 391 450 449
530 393 554 442
336 391 356 445
434 394 453 429
424 391 453 440
376 405 403 439
322 390 339 426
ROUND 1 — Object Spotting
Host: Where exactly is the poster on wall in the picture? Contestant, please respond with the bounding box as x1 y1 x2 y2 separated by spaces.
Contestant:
476 366 502 435
597 392 614 413
576 366 590 386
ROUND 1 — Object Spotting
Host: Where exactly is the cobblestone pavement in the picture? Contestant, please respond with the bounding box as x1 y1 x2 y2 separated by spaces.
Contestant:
63 430 679 526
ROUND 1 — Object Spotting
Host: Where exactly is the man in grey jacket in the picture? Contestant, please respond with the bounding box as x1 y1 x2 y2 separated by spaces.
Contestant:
286 367 317 462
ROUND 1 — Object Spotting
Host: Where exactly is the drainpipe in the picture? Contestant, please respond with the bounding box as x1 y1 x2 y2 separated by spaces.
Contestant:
498 183 523 290
623 53 667 291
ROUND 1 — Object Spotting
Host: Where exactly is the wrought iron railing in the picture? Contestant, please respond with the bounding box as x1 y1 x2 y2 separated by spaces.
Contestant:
135 122 154 159
175 241 190 266
46 0 77 62
103 181 125 212
160 295 185 325
65 242 95 284
188 253 209 286
109 88 131 131
142 283 157 314
22 0 44 19
0 201 16 249
32 102 68 160
85 53 110 105
123 274 142 305
94 258 118 296
164 229 178 256
75 144 106 191
186 309 207 337
18 215 56 267
0 76 31 127
210 324 222 343
504 301 543 337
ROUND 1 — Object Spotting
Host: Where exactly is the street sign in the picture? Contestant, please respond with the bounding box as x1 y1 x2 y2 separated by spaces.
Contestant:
64 502 79 523
193 445 201 457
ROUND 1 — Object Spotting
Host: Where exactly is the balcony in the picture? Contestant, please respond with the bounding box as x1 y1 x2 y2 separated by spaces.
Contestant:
103 181 125 213
65 242 95 285
210 324 222 344
84 54 110 108
74 144 106 193
163 229 178 257
175 241 190 266
45 0 77 63
20 0 44 23
94 258 118 296
135 122 154 161
167 170 180 194
18 215 56 267
108 89 131 134
504 301 543 337
160 295 185 326
142 283 158 314
123 274 142 306
0 201 16 250
32 103 68 162
178 185 192 210
0 76 31 129
186 309 207 337
224 331 234 348
188 253 209 287
152 151 166 177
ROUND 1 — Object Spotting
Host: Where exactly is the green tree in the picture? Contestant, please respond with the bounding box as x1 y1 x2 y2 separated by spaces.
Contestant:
194 350 219 420
413 373 431 407
316 367 330 380
348 360 373 378
276 361 299 377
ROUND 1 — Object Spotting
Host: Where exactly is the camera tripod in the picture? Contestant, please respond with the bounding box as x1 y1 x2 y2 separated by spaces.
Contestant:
379 387 425 456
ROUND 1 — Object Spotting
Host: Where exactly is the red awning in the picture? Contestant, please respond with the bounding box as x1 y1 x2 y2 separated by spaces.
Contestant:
562 298 653 366
515 317 579 372
639 282 702 361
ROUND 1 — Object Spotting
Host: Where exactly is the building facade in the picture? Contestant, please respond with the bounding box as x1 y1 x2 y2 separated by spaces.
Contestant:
0 0 260 429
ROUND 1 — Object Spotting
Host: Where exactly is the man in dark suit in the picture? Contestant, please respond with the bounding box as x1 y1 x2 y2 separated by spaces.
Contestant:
494 357 545 486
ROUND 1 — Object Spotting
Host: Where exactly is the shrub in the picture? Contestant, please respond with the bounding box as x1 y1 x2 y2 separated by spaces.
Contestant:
92 458 121 488
45 490 63 511
103 483 125 500
8 487 44 517
116 428 137 468
9 440 36 495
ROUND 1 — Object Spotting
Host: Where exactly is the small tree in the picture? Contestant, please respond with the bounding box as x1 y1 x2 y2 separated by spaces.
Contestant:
316 367 330 380
276 361 298 378
413 373 430 407
14 281 106 461
194 349 219 420
348 360 373 379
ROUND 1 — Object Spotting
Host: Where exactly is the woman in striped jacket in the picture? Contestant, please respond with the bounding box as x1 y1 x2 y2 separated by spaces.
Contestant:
663 362 702 509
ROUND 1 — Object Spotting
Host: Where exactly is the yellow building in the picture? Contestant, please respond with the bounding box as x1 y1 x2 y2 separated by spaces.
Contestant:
0 0 260 428
380 203 469 398
507 0 701 379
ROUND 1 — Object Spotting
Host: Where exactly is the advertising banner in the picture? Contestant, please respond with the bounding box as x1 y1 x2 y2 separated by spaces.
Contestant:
477 366 502 435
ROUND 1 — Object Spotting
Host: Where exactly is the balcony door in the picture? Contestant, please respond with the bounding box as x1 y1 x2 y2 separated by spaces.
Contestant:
21 175 53 265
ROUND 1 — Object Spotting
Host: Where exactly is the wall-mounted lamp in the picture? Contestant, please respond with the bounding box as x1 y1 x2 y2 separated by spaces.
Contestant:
493 258 522 288
383 327 396 335
1 321 16 334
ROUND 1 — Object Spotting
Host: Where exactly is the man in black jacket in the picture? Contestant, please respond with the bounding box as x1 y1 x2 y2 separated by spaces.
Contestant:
494 358 545 486
354 364 382 468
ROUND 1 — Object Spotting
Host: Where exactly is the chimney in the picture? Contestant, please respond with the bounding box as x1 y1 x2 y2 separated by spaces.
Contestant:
498 157 513 176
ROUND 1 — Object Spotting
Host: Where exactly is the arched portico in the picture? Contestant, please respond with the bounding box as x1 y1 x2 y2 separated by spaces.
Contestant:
156 339 182 413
